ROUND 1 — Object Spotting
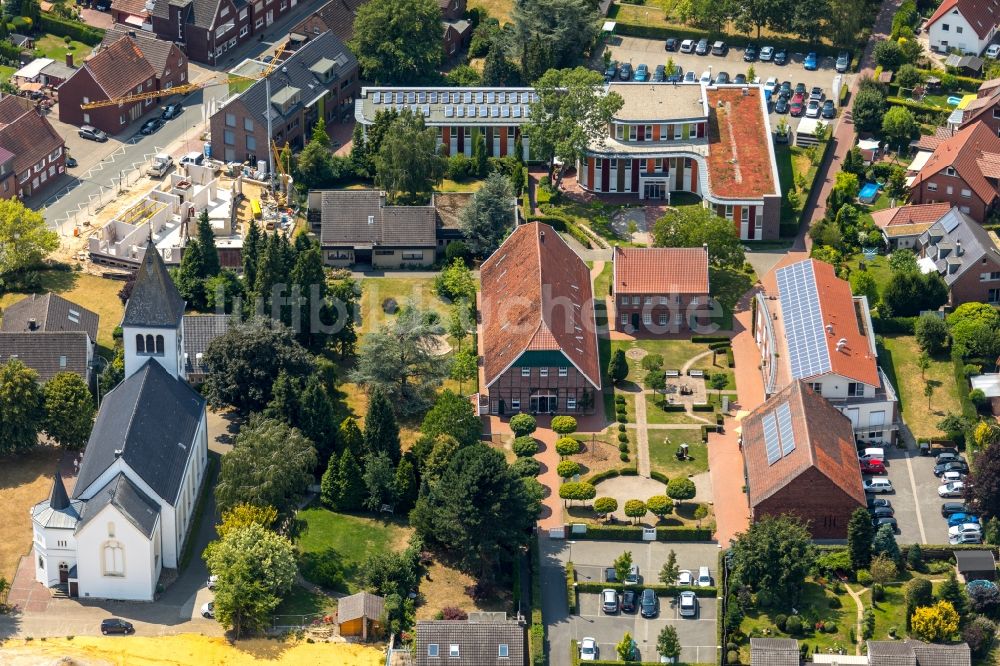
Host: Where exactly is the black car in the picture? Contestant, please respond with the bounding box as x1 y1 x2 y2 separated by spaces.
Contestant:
622 589 638 613
665 37 678 51
941 502 968 517
867 497 892 510
821 100 836 119
936 451 963 465
774 97 789 114
794 82 807 95
935 460 970 476
140 118 164 135
101 618 134 635
871 506 895 518
604 61 618 81
653 64 666 82
161 104 182 120
734 73 747 84
94 0 110 9
774 47 788 65
619 62 633 80
744 44 758 62
873 516 898 532
640 588 659 618
778 81 792 99
66 156 77 168
666 65 683 83
714 71 730 84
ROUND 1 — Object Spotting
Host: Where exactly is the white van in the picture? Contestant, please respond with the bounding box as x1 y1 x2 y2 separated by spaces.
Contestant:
864 477 893 494
858 447 886 462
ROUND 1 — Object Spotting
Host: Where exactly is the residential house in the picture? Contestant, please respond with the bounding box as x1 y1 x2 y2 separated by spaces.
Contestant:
951 78 1000 134
578 84 782 240
355 86 538 161
866 641 970 666
749 638 800 666
209 31 358 163
478 222 601 415
742 381 865 538
31 244 209 600
289 0 367 42
415 613 526 666
753 258 899 443
916 206 1000 305
908 121 1000 222
954 549 996 581
440 0 471 57
611 246 711 334
0 95 66 198
111 0 153 29
58 34 187 133
0 293 100 383
871 202 952 249
182 314 231 382
925 0 1000 55
337 591 384 640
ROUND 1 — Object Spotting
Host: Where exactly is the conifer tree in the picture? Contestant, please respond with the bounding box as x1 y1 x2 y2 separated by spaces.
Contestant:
364 387 401 463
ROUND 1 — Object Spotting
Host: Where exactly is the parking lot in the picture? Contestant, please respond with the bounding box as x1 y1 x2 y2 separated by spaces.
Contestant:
540 536 720 666
602 35 853 133
876 446 952 545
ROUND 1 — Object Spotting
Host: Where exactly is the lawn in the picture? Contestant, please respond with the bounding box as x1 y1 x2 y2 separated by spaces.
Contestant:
295 507 413 593
0 65 14 85
610 339 734 387
644 395 706 425
648 429 707 478
843 253 894 296
273 583 338 619
470 0 513 22
858 583 909 642
33 34 90 62
593 261 613 301
436 178 484 193
0 446 62 583
774 144 820 234
880 335 961 439
0 270 125 351
357 276 453 335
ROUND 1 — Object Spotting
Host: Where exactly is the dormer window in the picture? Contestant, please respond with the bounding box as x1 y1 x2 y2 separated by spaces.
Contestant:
946 167 956 176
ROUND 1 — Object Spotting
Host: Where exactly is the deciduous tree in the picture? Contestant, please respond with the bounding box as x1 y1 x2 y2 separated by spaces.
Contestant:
594 496 618 519
0 199 58 276
911 600 960 642
349 0 443 84
216 503 278 537
374 109 446 204
916 314 949 355
0 358 44 454
42 372 94 450
730 515 816 605
421 389 482 447
512 0 597 72
653 206 745 267
362 451 397 512
881 106 918 152
624 499 647 524
657 626 681 662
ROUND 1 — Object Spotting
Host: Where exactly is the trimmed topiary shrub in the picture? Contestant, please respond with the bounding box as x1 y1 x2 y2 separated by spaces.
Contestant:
774 614 788 632
785 615 802 635
551 415 577 435
512 436 539 457
857 570 873 586
619 452 629 461
619 442 629 453
618 423 626 432
510 413 537 437
618 432 629 443
556 437 582 457
557 460 581 479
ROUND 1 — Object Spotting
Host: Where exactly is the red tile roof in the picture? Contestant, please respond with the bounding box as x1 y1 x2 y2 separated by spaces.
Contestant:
79 36 156 100
706 87 777 200
0 97 64 178
479 222 601 390
911 121 1000 204
912 126 955 152
928 0 1000 39
869 202 952 229
613 246 709 295
111 0 149 15
743 381 865 508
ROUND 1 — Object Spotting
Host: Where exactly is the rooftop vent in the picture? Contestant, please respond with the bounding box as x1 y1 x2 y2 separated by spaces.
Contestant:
836 338 848 352
826 323 834 334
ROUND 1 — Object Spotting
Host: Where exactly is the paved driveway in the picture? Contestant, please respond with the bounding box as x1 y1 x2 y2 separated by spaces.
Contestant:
878 446 951 544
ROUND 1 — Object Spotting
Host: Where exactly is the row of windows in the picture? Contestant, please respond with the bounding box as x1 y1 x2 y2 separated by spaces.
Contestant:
981 271 1000 281
925 181 972 198
622 313 684 326
808 381 866 397
938 23 964 33
620 295 699 306
613 123 700 142
426 643 510 658
508 397 577 411
136 333 165 355
224 113 255 131
520 367 569 377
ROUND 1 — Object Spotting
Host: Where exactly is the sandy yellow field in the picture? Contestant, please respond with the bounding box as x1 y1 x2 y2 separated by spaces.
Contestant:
0 635 384 665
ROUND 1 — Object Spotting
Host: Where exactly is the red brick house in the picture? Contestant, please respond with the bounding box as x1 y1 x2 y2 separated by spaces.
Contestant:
478 222 602 415
742 380 865 539
0 147 18 200
611 246 710 334
290 0 367 42
111 0 152 29
908 121 1000 222
0 96 65 198
58 34 187 133
440 0 471 57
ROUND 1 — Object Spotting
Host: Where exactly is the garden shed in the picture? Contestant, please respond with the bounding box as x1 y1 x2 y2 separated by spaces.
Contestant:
954 549 996 582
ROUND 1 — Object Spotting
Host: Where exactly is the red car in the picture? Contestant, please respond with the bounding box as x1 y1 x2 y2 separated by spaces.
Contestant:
789 92 805 117
860 459 886 475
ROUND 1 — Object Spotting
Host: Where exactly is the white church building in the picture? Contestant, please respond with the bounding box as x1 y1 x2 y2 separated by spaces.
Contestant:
31 243 208 601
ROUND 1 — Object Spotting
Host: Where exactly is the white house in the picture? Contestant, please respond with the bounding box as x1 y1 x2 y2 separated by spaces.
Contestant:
926 0 1000 55
753 258 899 443
31 243 208 601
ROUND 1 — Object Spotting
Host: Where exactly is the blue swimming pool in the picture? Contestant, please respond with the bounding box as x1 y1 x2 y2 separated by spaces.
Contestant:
859 182 879 202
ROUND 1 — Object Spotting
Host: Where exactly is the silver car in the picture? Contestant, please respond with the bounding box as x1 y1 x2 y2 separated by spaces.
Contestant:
679 591 698 617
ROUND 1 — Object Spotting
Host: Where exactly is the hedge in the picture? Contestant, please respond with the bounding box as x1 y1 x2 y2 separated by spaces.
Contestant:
701 424 720 442
650 470 670 484
526 215 568 231
916 68 984 92
657 402 687 412
565 220 593 249
530 535 545 666
566 561 577 614
871 314 917 334
726 347 735 368
886 96 950 124
816 543 999 560
584 466 638 484
692 403 714 412
708 341 732 351
692 335 731 344
952 349 978 421
573 524 713 541
38 13 105 45
576 580 718 597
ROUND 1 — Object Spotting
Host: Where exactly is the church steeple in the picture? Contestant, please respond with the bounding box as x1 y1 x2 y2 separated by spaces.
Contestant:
49 471 70 511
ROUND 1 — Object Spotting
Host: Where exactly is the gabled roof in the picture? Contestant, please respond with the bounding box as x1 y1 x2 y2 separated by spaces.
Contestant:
74 359 205 505
111 0 150 16
870 203 952 230
868 640 971 666
415 619 526 666
72 36 156 100
480 222 601 390
150 0 223 30
318 190 437 248
0 96 64 178
78 472 160 538
775 259 880 386
750 638 800 666
101 28 178 77
911 121 1000 204
292 0 368 42
954 549 996 571
743 381 865 508
183 314 231 374
338 591 385 623
613 246 709 295
917 207 1000 286
0 331 92 381
122 241 186 329
927 0 1000 39
1 292 99 341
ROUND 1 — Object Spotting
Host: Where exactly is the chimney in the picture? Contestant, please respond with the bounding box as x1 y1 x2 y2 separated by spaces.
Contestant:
956 239 963 256
65 52 73 68
540 229 545 242
702 242 708 253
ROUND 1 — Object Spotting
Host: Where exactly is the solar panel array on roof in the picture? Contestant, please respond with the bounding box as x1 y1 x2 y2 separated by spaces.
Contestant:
776 261 831 380
776 402 796 456
941 209 962 232
365 90 538 122
763 412 781 465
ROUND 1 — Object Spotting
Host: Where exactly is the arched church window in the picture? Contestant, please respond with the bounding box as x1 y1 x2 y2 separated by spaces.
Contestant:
145 334 155 353
136 334 145 353
155 335 164 354
103 541 125 577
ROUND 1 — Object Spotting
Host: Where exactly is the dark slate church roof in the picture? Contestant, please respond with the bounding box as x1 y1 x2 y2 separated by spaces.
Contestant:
32 472 84 529
122 243 186 329
78 472 160 538
73 359 204 505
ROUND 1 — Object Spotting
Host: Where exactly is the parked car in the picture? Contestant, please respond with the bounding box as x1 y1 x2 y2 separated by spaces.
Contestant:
774 47 788 65
939 481 966 498
871 506 895 519
79 125 108 142
809 86 825 102
620 62 633 80
867 497 892 510
604 61 618 81
677 569 693 586
821 100 837 119
602 589 619 614
695 39 710 55
860 459 886 475
774 97 789 114
759 46 774 61
140 118 164 135
864 477 894 493
734 73 747 84
804 52 818 70
935 460 969 476
715 72 730 84
201 601 215 619
949 523 983 538
942 470 966 484
836 51 851 72
665 37 679 51
988 44 1000 59
744 44 758 61
180 151 204 166
640 588 659 618
789 93 805 116
580 637 599 661
936 451 963 465
948 513 980 527
684 71 697 82
679 591 698 617
626 564 640 586
951 532 983 545
699 70 712 84
65 156 77 168
680 39 696 53
604 567 617 583
161 103 182 120
764 77 778 97
696 566 712 587
619 638 639 662
794 82 807 95
873 516 898 532
941 502 968 517
101 618 134 635
622 589 638 613
207 575 218 590
778 81 792 98
653 64 666 82
635 63 650 82
711 41 728 56
667 65 683 82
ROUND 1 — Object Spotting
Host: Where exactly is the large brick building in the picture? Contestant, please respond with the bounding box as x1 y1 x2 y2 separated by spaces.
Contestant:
916 206 1000 306
909 121 1000 222
742 380 866 539
209 31 358 163
290 0 366 42
0 96 65 198
611 246 710 334
478 222 601 416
